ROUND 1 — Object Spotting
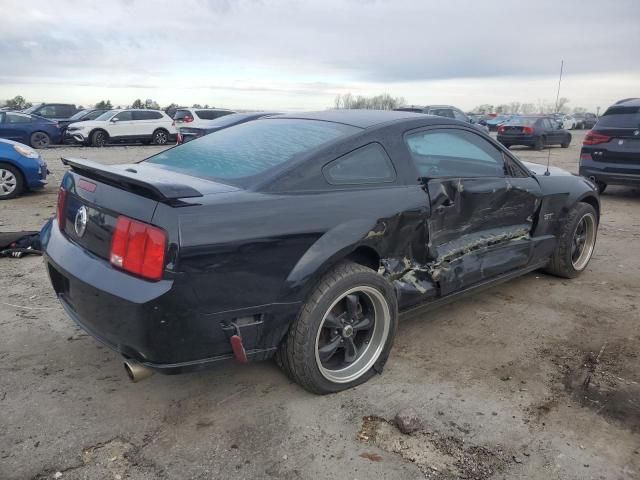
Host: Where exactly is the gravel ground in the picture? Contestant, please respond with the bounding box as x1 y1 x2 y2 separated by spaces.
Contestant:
1 133 639 480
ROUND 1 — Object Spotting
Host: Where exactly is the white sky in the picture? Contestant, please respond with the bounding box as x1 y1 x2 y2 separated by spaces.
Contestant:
1 0 639 112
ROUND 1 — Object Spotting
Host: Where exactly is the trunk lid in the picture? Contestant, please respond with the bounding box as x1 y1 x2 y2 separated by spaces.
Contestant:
589 106 640 164
59 158 239 262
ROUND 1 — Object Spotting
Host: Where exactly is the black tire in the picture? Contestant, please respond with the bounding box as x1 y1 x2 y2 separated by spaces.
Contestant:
29 131 50 149
152 129 169 145
596 181 607 194
533 136 545 150
502 143 512 149
0 163 25 200
276 261 398 394
544 203 598 279
91 130 108 147
561 135 571 148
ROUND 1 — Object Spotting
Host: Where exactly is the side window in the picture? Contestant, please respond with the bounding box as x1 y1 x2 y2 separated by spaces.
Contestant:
58 105 74 117
115 111 133 121
37 105 57 118
85 110 105 120
323 143 396 185
406 129 504 178
429 108 455 119
5 113 32 124
452 109 468 122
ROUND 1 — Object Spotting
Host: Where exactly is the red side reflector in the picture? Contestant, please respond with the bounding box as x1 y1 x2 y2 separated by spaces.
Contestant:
110 216 167 281
57 187 67 231
230 335 248 363
78 179 97 192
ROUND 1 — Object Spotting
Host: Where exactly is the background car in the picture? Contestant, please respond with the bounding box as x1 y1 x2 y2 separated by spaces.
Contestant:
172 107 236 130
66 109 177 146
61 109 112 142
22 103 79 122
573 112 597 129
393 105 489 133
497 116 572 149
177 111 279 143
579 98 640 193
485 114 513 131
0 111 62 148
559 114 577 130
0 138 48 199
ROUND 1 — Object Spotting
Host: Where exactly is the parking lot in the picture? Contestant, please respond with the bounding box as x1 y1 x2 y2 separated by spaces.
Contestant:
1 132 639 479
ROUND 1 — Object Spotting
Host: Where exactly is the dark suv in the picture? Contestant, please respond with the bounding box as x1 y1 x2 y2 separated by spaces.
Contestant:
579 99 640 193
497 116 571 150
573 112 597 130
393 105 489 133
23 103 78 122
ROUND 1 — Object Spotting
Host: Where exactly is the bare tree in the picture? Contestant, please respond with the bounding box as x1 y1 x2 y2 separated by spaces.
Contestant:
333 92 404 110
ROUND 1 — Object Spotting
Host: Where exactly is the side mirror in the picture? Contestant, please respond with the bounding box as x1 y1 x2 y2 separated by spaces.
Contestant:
110 117 119 123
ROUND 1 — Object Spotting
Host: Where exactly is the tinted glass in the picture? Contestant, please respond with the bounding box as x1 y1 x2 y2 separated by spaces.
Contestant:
394 107 424 113
95 111 117 121
505 117 538 126
147 119 359 181
5 113 32 124
452 109 468 122
69 109 91 121
58 105 75 117
133 111 162 120
114 111 133 121
37 105 58 117
429 108 455 118
84 110 107 120
195 110 234 120
174 109 193 121
23 104 42 114
323 143 396 185
406 129 504 178
597 106 640 128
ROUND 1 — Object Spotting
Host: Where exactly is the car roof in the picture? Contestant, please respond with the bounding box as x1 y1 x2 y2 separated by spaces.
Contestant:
613 98 640 107
272 109 426 128
181 107 234 111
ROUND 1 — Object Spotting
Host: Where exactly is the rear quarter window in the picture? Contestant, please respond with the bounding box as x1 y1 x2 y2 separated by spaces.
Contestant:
323 143 396 185
146 119 360 182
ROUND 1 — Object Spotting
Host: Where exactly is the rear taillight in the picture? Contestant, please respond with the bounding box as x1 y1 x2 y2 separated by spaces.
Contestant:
523 126 534 134
57 187 67 231
497 126 505 134
110 216 167 281
583 131 611 145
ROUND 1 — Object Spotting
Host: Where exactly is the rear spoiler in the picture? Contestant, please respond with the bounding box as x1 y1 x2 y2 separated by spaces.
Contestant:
61 157 203 202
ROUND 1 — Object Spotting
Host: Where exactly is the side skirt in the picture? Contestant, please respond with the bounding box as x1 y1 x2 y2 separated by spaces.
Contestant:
399 260 549 320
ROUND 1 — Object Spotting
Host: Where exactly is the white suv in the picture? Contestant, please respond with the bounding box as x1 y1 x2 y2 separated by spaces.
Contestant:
173 108 235 129
67 109 177 147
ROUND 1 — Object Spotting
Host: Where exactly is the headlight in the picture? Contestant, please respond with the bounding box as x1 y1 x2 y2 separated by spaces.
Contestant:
13 144 40 159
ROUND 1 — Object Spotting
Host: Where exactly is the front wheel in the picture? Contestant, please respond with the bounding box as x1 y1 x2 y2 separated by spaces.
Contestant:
544 203 598 278
276 261 398 394
91 130 108 147
533 136 545 150
0 163 24 199
561 135 571 148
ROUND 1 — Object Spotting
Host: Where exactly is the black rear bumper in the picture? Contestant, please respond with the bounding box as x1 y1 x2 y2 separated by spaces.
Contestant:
44 223 296 374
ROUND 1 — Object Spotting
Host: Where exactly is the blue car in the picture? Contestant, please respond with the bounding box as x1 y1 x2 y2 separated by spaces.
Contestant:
0 138 48 199
0 111 62 148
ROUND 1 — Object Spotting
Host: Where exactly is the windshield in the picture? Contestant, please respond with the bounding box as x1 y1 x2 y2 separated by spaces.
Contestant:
69 109 90 120
146 118 360 181
505 117 537 126
597 106 640 128
22 104 43 114
95 111 118 121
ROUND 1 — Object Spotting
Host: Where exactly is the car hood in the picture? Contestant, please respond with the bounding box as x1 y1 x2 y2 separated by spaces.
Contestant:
521 161 573 176
68 120 106 128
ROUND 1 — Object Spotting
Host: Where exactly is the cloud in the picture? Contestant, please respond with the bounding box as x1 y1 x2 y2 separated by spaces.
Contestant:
0 0 638 108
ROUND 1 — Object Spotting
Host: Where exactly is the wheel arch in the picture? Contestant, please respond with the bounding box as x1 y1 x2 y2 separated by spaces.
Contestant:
0 160 25 193
577 193 600 221
89 128 110 140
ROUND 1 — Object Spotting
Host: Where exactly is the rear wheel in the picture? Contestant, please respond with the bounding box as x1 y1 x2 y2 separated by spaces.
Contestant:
91 130 108 147
152 129 169 145
30 131 50 149
561 135 571 148
533 136 545 150
276 261 398 394
0 163 24 200
544 203 598 278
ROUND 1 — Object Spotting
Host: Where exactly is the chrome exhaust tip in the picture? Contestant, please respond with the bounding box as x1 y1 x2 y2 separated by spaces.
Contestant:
123 359 154 383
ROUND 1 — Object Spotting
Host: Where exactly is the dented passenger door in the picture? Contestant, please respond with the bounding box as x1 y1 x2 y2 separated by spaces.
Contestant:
405 128 542 296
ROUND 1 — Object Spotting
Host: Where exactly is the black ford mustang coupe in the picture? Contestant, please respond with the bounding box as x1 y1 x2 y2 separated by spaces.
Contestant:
43 110 600 394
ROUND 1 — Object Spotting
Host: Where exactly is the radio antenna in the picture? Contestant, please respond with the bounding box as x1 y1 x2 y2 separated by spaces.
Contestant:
545 59 564 175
